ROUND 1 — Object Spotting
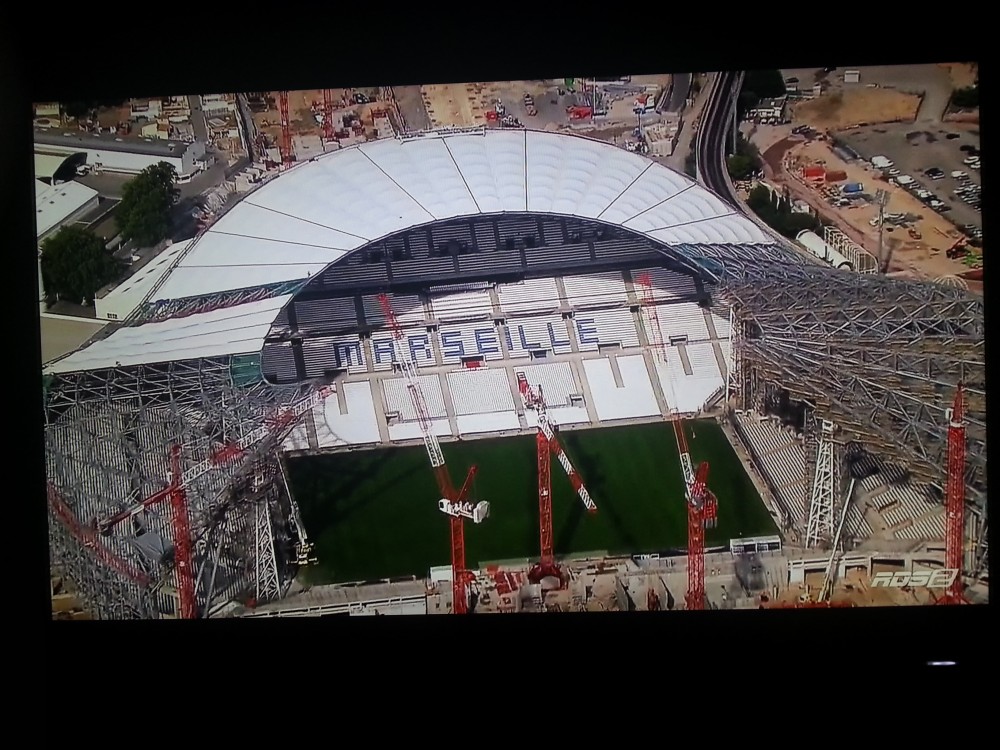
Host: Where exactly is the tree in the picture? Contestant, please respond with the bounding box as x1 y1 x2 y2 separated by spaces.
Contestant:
727 154 755 180
684 151 698 178
62 99 127 119
951 86 978 109
40 227 127 307
116 162 180 247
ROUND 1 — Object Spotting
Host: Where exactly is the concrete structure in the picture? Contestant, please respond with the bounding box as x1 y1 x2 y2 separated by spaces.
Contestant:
34 130 206 176
643 119 678 157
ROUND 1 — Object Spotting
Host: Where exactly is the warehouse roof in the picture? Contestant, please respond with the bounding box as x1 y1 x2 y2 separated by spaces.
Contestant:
34 179 99 239
34 153 76 181
34 129 192 158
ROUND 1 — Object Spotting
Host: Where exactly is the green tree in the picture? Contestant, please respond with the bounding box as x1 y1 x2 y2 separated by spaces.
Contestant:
62 99 127 119
727 153 755 180
40 226 126 307
951 86 978 109
684 150 697 178
116 162 180 247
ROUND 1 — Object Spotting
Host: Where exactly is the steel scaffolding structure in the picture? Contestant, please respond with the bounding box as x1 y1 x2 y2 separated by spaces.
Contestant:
806 420 837 548
668 240 985 573
43 211 987 617
44 355 318 618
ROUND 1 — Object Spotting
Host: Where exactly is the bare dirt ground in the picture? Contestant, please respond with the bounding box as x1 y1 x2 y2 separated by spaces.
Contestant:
759 136 972 280
791 89 921 131
939 62 977 89
421 80 558 128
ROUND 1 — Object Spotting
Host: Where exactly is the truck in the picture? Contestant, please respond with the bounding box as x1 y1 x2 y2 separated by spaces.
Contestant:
841 182 864 194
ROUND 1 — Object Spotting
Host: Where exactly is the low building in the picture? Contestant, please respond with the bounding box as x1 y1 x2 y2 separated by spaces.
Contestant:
35 179 102 305
34 130 206 176
130 98 162 120
200 94 235 117
844 70 861 84
35 179 101 243
748 97 787 124
35 102 61 118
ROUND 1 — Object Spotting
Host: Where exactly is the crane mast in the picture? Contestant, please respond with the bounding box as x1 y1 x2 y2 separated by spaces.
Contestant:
322 89 335 143
377 294 488 614
517 374 596 582
940 384 968 605
278 90 294 168
637 272 716 610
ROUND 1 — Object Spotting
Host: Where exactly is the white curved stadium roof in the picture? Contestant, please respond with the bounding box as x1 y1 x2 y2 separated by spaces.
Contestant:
46 129 773 375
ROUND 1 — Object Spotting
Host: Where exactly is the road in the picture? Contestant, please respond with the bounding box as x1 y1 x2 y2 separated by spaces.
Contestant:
665 72 691 113
187 94 209 142
696 69 742 207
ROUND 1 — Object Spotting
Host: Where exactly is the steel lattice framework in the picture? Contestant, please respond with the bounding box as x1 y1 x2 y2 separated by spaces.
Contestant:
43 217 987 617
44 356 312 618
669 241 986 569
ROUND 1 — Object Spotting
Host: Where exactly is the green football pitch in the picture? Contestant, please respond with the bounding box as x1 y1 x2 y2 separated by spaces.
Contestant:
287 419 777 585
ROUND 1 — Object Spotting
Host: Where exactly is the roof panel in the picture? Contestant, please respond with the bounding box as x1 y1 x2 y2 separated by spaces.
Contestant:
358 138 479 219
485 130 528 212
260 149 432 238
598 164 693 224
154 234 344 300
44 296 293 373
208 200 365 250
440 133 503 213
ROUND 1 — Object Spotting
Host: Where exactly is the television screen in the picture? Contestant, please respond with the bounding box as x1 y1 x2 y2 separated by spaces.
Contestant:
36 63 986 626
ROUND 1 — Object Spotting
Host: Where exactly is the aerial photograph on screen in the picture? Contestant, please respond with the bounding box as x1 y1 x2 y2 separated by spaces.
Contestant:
38 65 986 619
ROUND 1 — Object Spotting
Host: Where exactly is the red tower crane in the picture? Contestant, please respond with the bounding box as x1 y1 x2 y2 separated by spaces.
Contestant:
278 90 294 168
516 374 596 582
92 385 334 617
637 272 717 609
939 384 968 605
377 293 489 614
322 89 335 143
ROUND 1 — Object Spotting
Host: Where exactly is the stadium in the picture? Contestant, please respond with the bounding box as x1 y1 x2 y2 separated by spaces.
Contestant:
43 127 987 618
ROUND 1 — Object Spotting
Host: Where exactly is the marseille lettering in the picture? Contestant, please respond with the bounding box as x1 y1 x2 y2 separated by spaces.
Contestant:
367 320 592 364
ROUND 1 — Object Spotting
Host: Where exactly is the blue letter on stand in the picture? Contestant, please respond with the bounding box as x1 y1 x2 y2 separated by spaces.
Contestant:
576 318 599 345
408 334 430 362
503 325 514 351
372 338 395 364
475 328 499 354
547 321 570 349
335 341 362 368
518 325 541 350
440 331 466 359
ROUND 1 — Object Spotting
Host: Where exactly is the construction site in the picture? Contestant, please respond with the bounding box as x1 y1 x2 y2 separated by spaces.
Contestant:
44 93 985 620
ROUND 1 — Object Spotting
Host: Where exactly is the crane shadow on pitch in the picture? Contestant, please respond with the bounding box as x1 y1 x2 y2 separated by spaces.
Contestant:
553 435 637 552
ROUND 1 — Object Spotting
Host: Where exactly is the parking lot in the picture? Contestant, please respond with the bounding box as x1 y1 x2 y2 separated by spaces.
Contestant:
839 122 981 231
